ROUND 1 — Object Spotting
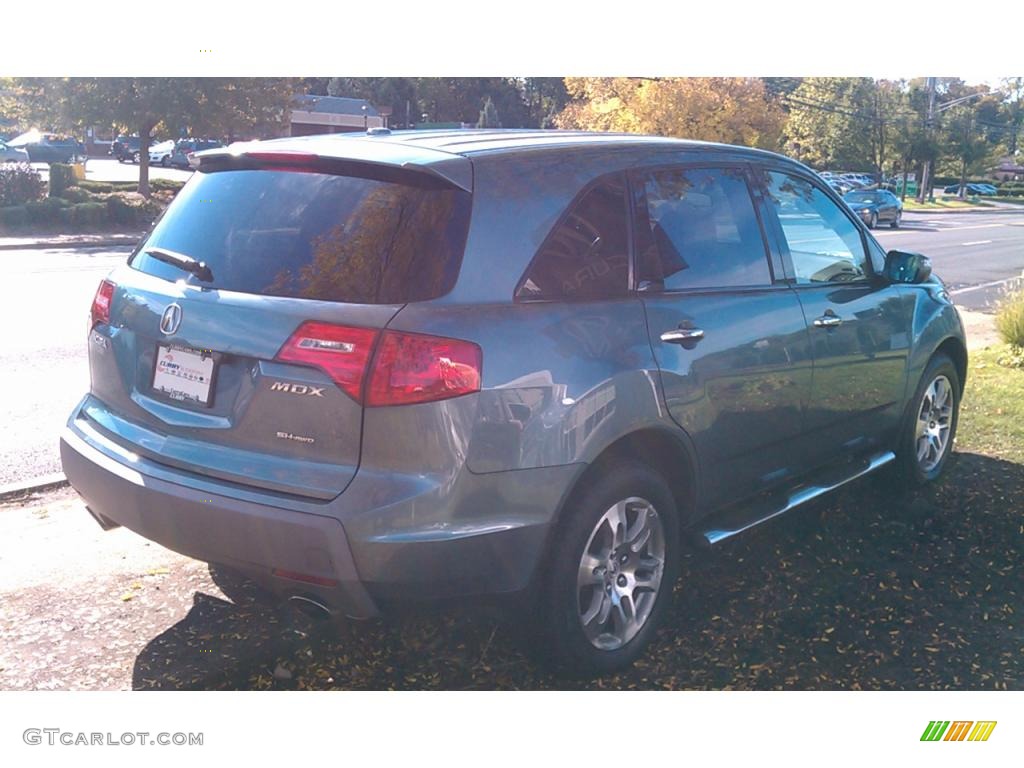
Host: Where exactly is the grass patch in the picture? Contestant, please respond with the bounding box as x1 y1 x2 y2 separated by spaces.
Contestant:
901 198 993 211
956 345 1024 463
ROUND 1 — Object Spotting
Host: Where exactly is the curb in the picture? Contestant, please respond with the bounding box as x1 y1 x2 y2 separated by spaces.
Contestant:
0 236 142 251
0 473 69 502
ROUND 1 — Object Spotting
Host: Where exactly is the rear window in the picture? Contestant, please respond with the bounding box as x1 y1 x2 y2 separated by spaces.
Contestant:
130 169 471 303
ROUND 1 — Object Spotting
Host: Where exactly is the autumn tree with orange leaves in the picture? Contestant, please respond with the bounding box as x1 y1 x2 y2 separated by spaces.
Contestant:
555 77 785 150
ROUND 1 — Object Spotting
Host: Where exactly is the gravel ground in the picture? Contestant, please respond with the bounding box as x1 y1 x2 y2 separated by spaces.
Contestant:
1 450 1020 691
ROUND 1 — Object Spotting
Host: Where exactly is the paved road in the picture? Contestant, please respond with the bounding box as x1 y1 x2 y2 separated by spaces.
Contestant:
30 158 193 184
1 208 1021 485
0 246 129 484
874 210 1024 311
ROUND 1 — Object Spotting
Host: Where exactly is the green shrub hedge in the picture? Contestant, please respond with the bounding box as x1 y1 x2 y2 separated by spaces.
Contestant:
0 205 29 227
0 163 45 206
49 163 77 199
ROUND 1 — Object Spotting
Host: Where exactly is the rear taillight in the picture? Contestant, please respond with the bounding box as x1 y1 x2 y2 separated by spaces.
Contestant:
90 279 116 327
276 322 482 406
276 322 378 401
366 330 481 407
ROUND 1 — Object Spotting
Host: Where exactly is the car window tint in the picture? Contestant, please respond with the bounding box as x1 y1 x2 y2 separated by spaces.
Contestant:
758 170 868 284
516 176 630 301
635 166 770 290
131 169 472 304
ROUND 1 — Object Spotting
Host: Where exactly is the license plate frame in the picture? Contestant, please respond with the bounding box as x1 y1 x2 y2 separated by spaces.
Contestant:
151 343 218 407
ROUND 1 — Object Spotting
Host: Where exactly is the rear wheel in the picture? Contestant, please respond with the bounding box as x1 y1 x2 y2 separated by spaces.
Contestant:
868 211 878 229
891 210 902 229
533 460 678 676
894 354 960 485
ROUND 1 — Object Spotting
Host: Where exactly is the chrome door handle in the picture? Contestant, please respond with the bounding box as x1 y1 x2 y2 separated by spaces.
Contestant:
660 328 705 344
813 313 842 328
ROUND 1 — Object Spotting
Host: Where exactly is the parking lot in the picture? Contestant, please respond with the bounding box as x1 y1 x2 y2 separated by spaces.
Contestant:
30 157 194 185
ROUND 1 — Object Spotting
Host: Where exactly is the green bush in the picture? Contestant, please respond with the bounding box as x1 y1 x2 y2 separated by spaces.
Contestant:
24 201 57 224
61 186 94 203
69 202 107 226
77 180 135 194
106 193 150 225
0 163 45 206
996 291 1024 351
150 178 185 194
49 163 77 199
0 205 29 227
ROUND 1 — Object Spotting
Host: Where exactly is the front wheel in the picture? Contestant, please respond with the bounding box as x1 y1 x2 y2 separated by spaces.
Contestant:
895 354 960 485
532 460 678 676
868 211 878 229
891 210 902 229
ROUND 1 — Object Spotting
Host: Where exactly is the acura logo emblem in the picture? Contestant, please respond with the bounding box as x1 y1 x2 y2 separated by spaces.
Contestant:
160 303 182 335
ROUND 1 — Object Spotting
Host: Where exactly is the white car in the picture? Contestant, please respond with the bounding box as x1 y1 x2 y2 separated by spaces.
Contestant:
0 139 31 163
148 140 177 167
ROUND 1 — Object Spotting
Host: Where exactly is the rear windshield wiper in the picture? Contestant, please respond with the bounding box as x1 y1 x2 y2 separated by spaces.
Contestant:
145 247 214 283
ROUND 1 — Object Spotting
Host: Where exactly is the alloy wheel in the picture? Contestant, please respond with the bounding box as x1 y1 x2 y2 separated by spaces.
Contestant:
576 496 665 651
915 374 953 472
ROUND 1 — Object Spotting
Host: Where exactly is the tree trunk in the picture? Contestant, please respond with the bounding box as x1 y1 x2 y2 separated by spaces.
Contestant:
137 122 154 198
901 159 909 202
958 157 968 200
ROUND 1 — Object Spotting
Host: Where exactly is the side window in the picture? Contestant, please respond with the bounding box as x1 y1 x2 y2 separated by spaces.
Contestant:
759 170 869 284
516 176 630 301
635 166 771 290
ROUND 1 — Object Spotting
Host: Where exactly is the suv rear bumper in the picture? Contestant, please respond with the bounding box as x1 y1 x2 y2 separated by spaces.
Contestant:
60 401 578 613
60 421 379 619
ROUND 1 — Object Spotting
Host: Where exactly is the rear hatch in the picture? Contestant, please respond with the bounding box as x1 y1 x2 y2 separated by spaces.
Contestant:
84 151 472 499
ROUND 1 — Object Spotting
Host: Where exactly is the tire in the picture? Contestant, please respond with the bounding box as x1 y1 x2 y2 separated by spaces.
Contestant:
894 353 960 485
890 211 902 229
161 156 170 167
868 211 878 229
531 460 679 676
132 151 140 164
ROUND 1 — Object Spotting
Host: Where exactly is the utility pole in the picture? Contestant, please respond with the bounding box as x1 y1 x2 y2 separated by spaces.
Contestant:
917 77 937 203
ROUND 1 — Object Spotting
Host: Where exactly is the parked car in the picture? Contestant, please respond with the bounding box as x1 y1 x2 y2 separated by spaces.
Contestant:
148 140 177 167
61 130 966 675
0 139 30 163
111 136 144 164
20 134 84 164
843 189 903 228
826 178 853 195
943 183 996 196
167 138 224 169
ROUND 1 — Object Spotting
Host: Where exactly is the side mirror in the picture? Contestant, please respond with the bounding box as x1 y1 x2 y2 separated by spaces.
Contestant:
884 250 932 284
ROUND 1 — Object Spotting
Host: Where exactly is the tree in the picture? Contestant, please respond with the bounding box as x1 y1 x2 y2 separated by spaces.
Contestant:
477 96 501 128
782 77 885 171
17 78 298 197
555 78 784 149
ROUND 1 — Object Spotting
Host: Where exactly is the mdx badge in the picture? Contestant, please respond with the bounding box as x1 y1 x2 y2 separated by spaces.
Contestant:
270 382 325 397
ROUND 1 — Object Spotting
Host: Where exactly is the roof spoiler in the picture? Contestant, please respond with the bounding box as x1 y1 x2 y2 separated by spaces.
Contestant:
192 145 473 192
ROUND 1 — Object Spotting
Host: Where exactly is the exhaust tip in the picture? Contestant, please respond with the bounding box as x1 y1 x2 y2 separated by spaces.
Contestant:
86 506 121 531
288 594 332 621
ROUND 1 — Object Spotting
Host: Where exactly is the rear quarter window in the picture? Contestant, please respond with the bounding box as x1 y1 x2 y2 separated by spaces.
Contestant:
130 169 472 304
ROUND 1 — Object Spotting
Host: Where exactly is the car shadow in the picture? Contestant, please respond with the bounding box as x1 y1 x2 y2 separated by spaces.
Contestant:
132 450 1024 690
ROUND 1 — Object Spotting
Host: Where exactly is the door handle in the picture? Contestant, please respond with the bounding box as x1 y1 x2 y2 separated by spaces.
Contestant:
660 328 705 344
813 312 842 328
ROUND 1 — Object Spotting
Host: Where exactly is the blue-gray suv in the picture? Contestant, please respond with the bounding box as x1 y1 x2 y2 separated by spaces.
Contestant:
61 130 966 675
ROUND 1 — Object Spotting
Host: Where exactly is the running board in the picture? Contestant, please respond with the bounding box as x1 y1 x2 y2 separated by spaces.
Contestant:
699 450 895 546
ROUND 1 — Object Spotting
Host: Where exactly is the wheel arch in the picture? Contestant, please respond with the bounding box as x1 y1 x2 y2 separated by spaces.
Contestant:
549 425 700 543
934 335 968 391
525 424 700 598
